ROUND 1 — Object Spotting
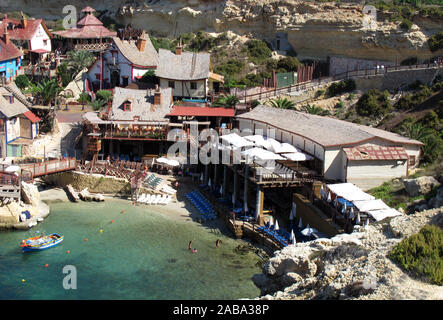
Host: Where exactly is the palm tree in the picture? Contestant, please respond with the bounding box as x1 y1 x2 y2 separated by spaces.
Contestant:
26 79 61 106
77 92 90 111
266 97 296 109
301 104 331 116
66 50 96 76
212 94 240 108
401 122 431 141
89 99 106 111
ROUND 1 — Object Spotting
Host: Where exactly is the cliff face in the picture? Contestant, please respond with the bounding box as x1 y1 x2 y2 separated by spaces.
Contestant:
2 0 442 62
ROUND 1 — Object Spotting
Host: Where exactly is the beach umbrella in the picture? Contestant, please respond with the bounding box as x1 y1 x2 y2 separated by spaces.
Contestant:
356 212 361 225
327 192 331 203
219 185 223 195
208 178 211 188
349 207 355 220
200 173 204 182
151 158 155 166
301 225 317 237
364 218 369 227
341 202 347 214
290 203 296 220
320 185 325 199
290 229 296 244
274 219 279 231
298 217 303 229
5 165 21 173
269 216 274 227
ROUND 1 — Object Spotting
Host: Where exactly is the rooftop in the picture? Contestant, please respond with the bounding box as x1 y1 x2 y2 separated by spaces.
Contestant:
0 17 52 41
236 105 424 148
109 87 173 122
0 38 22 62
343 146 409 161
155 49 210 81
167 106 235 117
0 86 31 118
112 33 158 67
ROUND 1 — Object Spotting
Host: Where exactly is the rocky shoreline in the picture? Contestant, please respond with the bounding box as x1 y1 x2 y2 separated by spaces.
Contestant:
254 206 443 300
0 182 50 231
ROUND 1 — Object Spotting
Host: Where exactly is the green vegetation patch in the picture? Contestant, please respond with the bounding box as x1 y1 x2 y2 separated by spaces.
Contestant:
389 225 443 286
428 32 443 52
327 79 356 97
356 89 391 118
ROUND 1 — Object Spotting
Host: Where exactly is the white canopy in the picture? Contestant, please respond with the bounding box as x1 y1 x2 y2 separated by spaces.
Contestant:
220 133 255 148
241 148 285 161
5 165 21 173
156 157 180 167
281 152 314 161
273 143 301 154
301 226 317 236
353 199 390 212
274 219 279 231
327 183 375 201
366 208 402 221
243 135 280 151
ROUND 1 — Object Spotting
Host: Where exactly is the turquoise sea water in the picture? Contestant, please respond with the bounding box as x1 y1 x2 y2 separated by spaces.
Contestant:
0 199 262 300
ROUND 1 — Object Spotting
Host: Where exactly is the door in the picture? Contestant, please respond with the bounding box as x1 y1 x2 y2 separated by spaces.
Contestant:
111 70 120 88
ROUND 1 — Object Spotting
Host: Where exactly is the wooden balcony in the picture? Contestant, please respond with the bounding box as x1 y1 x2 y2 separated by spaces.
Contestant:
74 43 111 51
102 127 168 141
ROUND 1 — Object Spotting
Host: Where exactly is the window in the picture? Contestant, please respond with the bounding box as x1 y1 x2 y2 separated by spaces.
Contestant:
168 81 175 89
43 40 48 46
190 82 197 90
408 155 416 167
95 74 100 80
123 101 132 111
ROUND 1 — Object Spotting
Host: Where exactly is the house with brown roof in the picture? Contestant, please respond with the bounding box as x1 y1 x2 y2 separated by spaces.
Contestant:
0 31 22 83
155 42 224 100
236 105 424 189
0 12 52 64
85 29 158 91
52 6 116 52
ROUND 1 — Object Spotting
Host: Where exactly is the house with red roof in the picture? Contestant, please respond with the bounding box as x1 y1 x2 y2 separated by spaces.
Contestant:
0 12 52 65
52 6 116 52
0 30 22 83
85 29 158 91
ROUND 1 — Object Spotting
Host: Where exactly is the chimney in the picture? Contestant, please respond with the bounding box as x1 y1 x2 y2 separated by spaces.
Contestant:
175 38 182 56
137 32 146 52
20 11 27 29
153 85 161 105
3 25 9 44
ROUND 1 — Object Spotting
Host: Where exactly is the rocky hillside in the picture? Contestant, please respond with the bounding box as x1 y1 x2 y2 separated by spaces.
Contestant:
2 0 442 62
253 206 443 300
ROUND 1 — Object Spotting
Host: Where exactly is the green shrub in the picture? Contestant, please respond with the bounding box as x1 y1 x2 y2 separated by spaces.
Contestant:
399 19 413 30
214 59 245 78
276 56 301 72
245 39 273 64
14 75 31 90
389 225 443 285
428 32 443 52
96 90 113 103
327 79 356 97
140 69 157 83
356 89 391 118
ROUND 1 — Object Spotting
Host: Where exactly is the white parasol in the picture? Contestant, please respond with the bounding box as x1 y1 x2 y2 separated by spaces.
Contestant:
208 178 211 187
274 219 279 231
301 225 317 237
298 217 303 229
268 216 274 227
327 192 331 203
290 229 296 244
356 212 361 225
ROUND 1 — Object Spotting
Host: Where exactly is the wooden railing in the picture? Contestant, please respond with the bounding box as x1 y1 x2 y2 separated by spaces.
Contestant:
18 157 77 178
74 43 111 51
234 62 443 103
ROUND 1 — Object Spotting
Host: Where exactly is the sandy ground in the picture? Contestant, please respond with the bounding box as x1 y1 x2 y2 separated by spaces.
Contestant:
39 176 234 237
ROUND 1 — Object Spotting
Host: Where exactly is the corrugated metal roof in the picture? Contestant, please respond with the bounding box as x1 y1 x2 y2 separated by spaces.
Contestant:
343 145 409 161
0 87 29 117
167 106 235 117
236 105 424 147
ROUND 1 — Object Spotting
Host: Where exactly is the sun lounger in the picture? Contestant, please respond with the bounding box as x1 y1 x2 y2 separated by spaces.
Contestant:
143 194 151 204
137 193 146 203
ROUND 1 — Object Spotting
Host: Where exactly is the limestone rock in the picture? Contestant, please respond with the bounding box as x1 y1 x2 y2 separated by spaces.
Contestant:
403 176 440 197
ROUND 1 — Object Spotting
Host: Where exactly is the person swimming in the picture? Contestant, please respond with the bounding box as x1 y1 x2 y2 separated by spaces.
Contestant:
216 239 222 248
189 240 197 253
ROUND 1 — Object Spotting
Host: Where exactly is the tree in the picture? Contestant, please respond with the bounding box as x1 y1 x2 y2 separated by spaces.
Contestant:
401 122 431 141
26 79 61 106
77 92 90 111
56 62 73 87
89 99 106 111
14 75 31 90
66 50 96 76
266 97 296 109
356 89 391 118
96 90 113 104
212 94 240 108
301 104 331 116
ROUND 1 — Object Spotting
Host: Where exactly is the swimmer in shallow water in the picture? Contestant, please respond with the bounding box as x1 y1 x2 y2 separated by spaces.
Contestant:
189 240 197 253
216 239 222 248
